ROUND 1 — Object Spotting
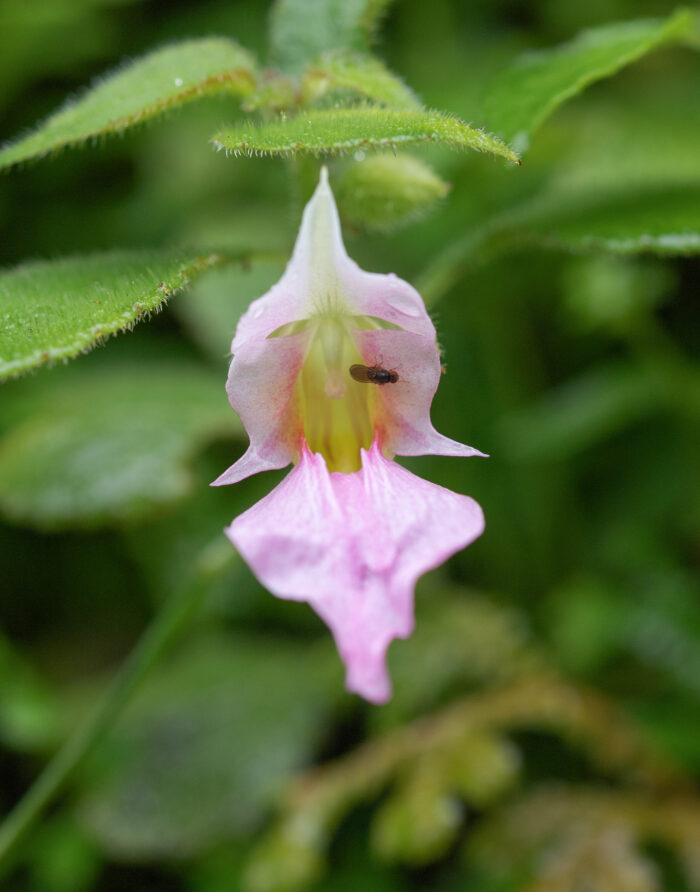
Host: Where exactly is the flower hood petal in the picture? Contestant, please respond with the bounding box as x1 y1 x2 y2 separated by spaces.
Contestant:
226 440 485 703
233 168 436 354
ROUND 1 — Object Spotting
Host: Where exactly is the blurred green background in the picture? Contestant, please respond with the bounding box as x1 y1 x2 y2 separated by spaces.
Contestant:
1 0 699 890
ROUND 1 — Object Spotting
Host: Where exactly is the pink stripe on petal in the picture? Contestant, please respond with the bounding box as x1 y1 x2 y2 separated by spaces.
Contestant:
226 441 484 704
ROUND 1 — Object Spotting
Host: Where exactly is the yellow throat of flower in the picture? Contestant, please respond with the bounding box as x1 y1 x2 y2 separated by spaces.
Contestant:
297 315 376 473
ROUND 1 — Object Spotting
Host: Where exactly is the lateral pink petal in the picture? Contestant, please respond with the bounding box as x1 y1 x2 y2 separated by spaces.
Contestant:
226 441 485 703
354 328 487 459
212 330 308 485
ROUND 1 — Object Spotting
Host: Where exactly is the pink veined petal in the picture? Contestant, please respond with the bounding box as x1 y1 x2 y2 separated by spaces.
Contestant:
226 440 485 704
354 328 487 459
212 329 308 485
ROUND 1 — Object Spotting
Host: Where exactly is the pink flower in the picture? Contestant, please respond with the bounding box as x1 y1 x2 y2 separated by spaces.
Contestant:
213 169 485 704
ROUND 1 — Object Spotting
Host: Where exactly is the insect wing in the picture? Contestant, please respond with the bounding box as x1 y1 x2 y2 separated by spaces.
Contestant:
350 364 374 383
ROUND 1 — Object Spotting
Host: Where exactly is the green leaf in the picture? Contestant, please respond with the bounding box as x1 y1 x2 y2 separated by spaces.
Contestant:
212 108 520 164
548 99 700 193
419 184 700 304
77 633 340 859
269 0 394 74
0 249 234 381
0 39 257 169
302 50 420 109
335 154 449 229
0 360 240 529
482 8 697 152
512 184 700 255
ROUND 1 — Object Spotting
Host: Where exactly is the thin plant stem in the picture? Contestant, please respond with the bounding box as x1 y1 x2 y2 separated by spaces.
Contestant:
0 539 234 878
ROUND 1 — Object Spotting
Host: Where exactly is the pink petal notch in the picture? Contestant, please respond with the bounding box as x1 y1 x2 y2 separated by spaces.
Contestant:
226 441 485 704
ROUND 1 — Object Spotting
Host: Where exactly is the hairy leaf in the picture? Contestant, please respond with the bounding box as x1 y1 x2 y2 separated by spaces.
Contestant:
0 361 240 529
269 0 394 73
482 9 697 152
0 249 234 381
335 154 449 229
213 108 520 163
0 39 257 169
302 49 420 109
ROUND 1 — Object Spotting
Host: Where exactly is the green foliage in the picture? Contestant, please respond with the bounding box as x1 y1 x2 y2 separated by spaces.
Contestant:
376 593 545 732
0 361 240 529
482 8 697 152
0 0 118 118
174 260 286 359
1 2 700 891
468 787 700 892
512 183 700 255
25 818 101 892
269 0 394 73
419 183 700 304
561 255 674 334
371 732 519 865
212 108 520 162
0 250 230 381
245 667 681 890
335 154 449 229
0 634 61 753
498 362 662 462
302 49 421 109
76 633 341 859
0 39 257 169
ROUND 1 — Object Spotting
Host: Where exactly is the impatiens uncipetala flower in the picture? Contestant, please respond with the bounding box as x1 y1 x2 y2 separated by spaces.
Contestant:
212 168 485 704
